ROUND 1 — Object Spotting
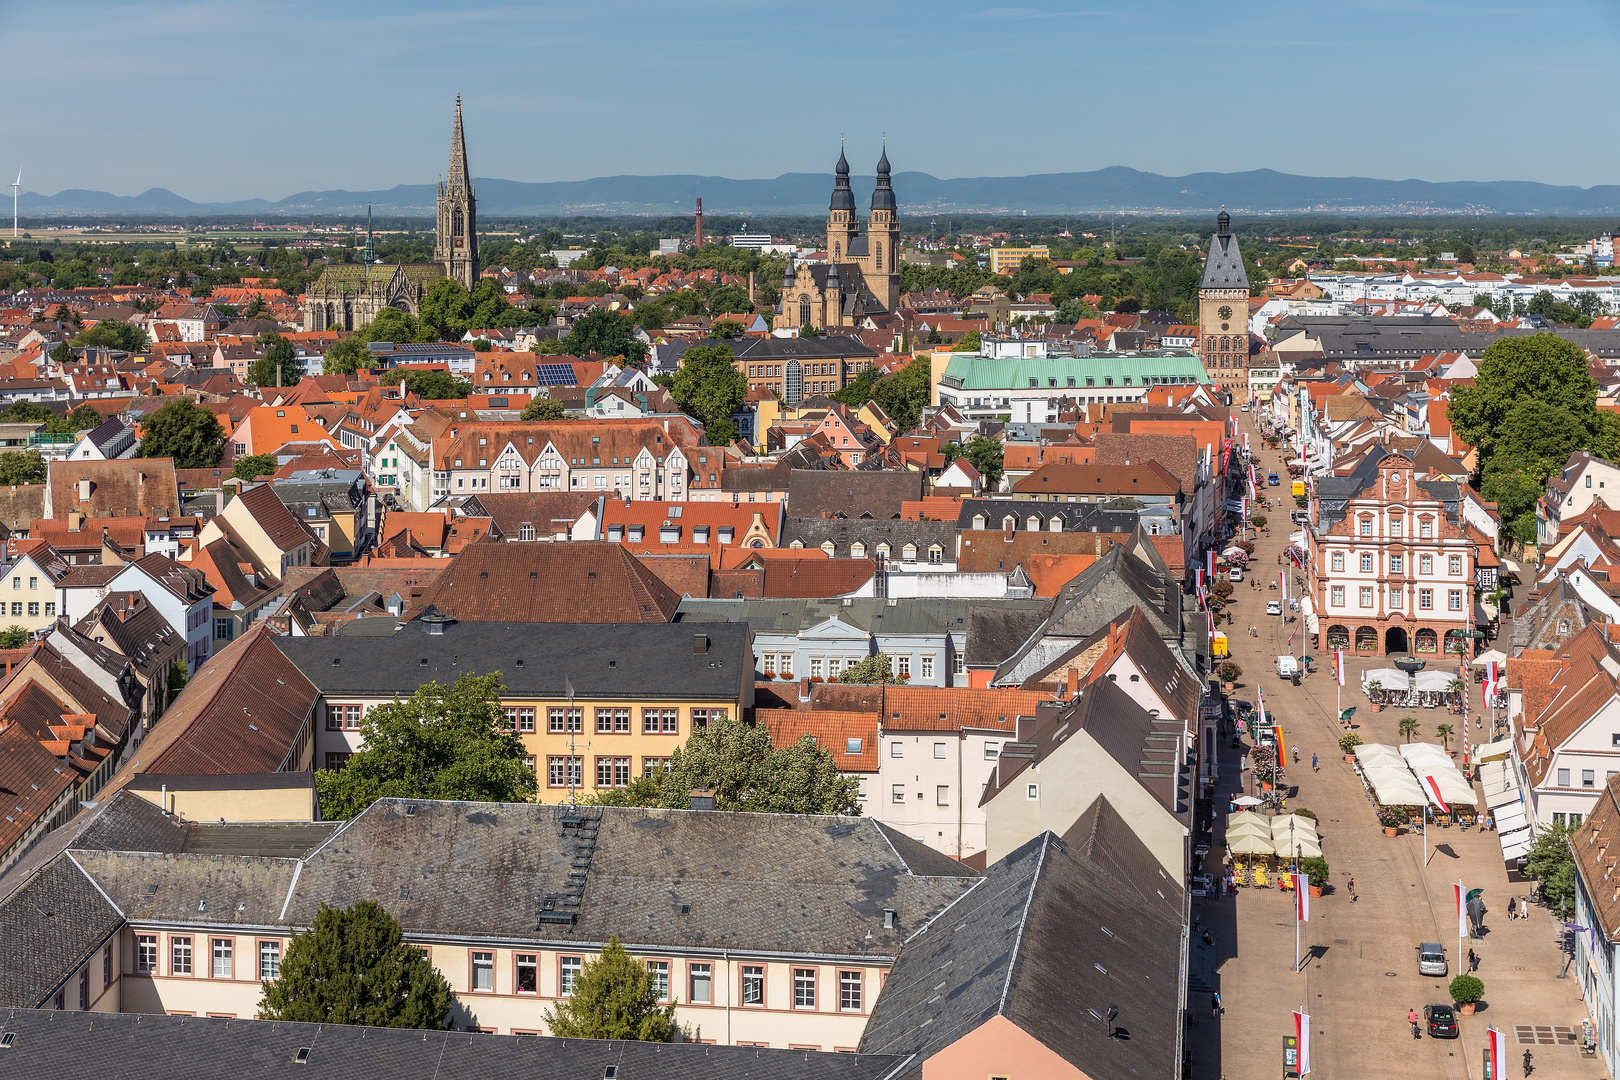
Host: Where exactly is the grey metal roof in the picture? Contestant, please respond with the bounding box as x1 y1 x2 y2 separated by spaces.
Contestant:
955 498 1145 533
787 470 922 519
858 830 1181 1079
675 597 1049 638
0 1009 915 1080
274 622 751 702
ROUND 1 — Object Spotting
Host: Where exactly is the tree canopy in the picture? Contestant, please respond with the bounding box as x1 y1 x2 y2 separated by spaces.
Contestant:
251 332 300 388
833 354 932 433
381 368 473 401
542 936 681 1041
0 450 46 486
418 278 530 341
312 672 537 820
45 404 103 436
322 335 371 376
670 344 746 447
657 714 860 815
521 397 566 421
838 653 901 684
946 435 1004 485
1526 819 1577 920
137 398 226 467
230 453 278 482
1449 334 1604 540
71 318 148 353
564 308 648 364
258 901 452 1029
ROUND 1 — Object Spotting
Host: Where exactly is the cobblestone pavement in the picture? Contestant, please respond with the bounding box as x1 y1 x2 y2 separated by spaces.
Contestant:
1190 416 1607 1080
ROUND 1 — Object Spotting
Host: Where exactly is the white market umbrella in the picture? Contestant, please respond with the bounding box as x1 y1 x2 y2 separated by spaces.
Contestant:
1275 833 1323 858
1231 795 1264 807
1471 649 1507 668
1272 814 1319 837
1228 831 1278 855
1355 743 1407 769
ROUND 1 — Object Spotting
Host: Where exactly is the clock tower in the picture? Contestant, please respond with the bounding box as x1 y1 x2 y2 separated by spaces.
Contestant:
1198 208 1250 399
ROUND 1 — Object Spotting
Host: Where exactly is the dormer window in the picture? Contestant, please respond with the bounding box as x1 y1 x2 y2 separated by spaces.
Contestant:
822 541 836 555
851 541 866 558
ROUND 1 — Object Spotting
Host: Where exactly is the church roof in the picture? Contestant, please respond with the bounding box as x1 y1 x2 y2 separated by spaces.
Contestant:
1200 226 1249 291
308 263 444 295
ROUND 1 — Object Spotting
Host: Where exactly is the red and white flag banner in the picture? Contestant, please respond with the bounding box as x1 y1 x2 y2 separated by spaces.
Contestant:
1335 650 1345 688
1293 1010 1311 1075
1488 1027 1508 1077
1422 773 1449 814
1294 873 1309 921
1456 881 1467 940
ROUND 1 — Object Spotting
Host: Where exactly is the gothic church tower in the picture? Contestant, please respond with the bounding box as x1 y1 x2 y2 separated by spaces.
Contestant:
436 95 479 290
827 146 857 264
1198 208 1250 397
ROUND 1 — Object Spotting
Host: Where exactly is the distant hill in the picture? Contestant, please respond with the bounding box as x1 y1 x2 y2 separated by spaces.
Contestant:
19 167 1620 217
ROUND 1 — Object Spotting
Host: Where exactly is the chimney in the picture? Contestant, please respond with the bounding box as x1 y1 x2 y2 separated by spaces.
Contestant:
77 477 93 502
1066 666 1079 700
690 788 716 812
67 510 84 532
694 198 704 248
748 272 756 307
692 633 710 655
799 677 812 702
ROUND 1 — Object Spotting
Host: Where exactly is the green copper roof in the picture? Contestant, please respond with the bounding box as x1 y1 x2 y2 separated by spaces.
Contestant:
940 352 1209 390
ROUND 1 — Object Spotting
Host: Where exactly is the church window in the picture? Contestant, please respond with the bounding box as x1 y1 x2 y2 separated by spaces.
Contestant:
452 208 464 238
875 242 883 271
800 298 812 328
833 243 841 260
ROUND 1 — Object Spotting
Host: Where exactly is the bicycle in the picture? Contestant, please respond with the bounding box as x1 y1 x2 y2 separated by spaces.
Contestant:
1524 1049 1534 1077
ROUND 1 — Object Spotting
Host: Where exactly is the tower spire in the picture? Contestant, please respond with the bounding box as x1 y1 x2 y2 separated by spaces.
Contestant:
447 93 472 193
362 202 375 274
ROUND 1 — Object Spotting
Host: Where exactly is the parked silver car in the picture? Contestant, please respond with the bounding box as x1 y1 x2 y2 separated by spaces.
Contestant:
1418 943 1448 976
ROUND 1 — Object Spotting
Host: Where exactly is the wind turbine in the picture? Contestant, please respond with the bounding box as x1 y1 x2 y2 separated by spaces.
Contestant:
10 171 18 238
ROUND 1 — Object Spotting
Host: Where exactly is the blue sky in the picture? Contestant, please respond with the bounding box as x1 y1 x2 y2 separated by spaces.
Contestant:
7 0 1618 202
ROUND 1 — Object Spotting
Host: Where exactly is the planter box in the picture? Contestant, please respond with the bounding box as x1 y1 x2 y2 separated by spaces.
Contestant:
1457 1002 1476 1016
1345 754 1356 763
1308 885 1323 898
1384 827 1399 837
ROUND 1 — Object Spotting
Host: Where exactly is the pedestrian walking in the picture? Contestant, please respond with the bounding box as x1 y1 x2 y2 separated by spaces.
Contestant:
1203 929 1214 947
1348 877 1355 901
1523 896 1531 919
1211 991 1221 1017
1291 747 1299 765
1508 896 1517 919
1311 753 1319 772
1468 949 1479 972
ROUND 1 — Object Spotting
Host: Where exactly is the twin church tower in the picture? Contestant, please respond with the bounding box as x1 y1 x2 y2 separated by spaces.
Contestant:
778 145 902 331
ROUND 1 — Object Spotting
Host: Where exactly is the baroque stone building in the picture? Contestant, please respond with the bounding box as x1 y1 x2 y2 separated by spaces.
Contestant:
1197 208 1249 396
303 97 480 332
777 145 902 332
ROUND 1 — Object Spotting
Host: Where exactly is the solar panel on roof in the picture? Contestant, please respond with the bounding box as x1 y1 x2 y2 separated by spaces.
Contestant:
538 364 578 387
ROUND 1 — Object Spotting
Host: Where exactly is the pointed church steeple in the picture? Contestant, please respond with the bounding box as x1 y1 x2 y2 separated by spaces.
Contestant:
870 139 895 212
436 95 479 290
447 93 473 194
830 141 855 212
362 202 375 274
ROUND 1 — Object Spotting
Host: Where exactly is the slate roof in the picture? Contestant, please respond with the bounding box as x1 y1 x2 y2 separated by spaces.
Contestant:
0 1010 915 1080
274 621 750 703
72 799 979 960
781 517 956 559
408 540 681 623
982 680 1184 816
858 830 1181 1080
0 855 123 1007
1200 227 1250 291
676 597 1050 640
788 470 923 520
964 605 1052 669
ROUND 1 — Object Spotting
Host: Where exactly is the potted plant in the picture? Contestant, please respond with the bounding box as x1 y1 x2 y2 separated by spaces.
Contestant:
1299 856 1330 898
1251 515 1268 531
1368 678 1383 712
1338 732 1362 762
1398 717 1421 743
1436 723 1455 755
1292 808 1318 821
1449 974 1484 1015
1377 807 1405 836
1218 662 1242 691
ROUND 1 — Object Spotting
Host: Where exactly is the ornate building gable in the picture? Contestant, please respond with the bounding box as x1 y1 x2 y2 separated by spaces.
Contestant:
303 263 442 332
779 145 901 332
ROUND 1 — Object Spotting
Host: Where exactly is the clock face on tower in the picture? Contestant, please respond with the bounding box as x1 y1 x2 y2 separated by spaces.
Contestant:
1217 305 1233 320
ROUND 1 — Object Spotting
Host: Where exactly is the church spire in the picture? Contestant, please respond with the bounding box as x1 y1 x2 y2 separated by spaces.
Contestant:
447 93 472 194
831 139 854 212
362 202 375 274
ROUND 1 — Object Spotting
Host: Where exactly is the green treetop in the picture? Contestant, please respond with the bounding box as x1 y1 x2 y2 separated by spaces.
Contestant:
137 398 226 467
542 936 681 1041
312 671 537 820
258 901 452 1029
657 714 859 815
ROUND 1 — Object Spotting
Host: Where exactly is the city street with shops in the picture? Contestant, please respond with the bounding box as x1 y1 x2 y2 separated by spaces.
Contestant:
1189 414 1607 1080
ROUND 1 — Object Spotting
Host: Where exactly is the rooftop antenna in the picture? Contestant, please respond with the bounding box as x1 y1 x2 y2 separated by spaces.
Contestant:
10 171 18 238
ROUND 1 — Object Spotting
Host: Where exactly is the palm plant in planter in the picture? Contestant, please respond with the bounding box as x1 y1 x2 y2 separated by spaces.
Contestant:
1367 678 1383 711
1436 723 1455 754
1448 974 1484 1015
1398 716 1421 743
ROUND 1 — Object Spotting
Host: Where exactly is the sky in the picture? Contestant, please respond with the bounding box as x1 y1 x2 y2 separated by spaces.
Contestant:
6 0 1618 203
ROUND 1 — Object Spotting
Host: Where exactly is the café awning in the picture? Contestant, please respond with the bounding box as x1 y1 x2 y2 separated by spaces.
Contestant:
1364 766 1427 806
